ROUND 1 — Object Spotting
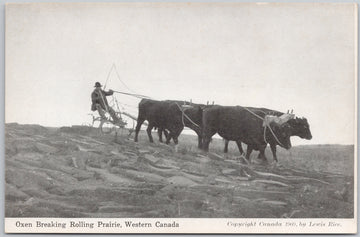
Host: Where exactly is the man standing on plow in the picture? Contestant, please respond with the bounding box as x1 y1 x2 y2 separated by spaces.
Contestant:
91 82 123 126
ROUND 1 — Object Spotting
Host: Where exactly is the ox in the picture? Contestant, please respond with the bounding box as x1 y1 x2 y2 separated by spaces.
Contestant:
163 102 203 147
134 99 171 143
223 112 312 158
202 105 294 162
134 99 203 147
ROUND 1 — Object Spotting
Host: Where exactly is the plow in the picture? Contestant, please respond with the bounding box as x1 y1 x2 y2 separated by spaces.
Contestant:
89 64 150 135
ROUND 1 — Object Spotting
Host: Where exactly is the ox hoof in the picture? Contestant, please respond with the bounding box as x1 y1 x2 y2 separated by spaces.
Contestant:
253 159 268 165
238 156 250 165
270 160 278 167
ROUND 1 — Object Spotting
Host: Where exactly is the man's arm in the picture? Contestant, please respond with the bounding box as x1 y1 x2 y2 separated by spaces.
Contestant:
104 89 114 96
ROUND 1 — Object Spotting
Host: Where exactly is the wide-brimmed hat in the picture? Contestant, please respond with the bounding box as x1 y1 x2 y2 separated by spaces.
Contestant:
94 82 102 87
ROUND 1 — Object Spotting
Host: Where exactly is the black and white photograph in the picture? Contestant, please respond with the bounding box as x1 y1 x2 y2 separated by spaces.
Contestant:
4 2 357 234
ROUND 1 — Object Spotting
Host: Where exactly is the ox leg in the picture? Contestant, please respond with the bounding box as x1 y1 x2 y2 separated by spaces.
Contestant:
197 135 203 149
202 136 212 152
158 128 170 143
245 145 253 161
173 132 180 153
165 135 172 144
171 128 183 153
163 129 171 144
257 145 268 161
224 140 229 153
172 127 183 145
134 119 145 142
163 129 170 141
157 128 164 143
270 143 278 162
194 131 203 149
173 136 179 145
165 129 173 145
235 140 245 156
146 123 154 143
202 129 216 152
167 126 183 145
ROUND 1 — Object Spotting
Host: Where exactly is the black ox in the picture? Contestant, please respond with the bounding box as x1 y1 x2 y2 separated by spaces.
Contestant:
202 105 299 162
222 108 312 161
134 99 203 147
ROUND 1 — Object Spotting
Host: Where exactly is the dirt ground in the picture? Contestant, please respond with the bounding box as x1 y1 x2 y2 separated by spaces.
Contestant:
5 123 354 218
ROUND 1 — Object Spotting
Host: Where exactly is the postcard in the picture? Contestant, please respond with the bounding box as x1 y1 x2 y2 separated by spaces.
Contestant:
4 2 357 234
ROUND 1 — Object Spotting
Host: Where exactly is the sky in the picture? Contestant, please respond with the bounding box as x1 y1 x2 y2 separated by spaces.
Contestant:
5 2 357 145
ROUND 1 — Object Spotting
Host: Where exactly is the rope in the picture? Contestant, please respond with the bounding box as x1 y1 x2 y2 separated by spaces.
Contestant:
266 124 284 147
112 64 137 94
103 63 149 99
116 101 139 109
243 107 264 120
112 90 151 99
264 126 268 144
242 107 285 147
103 64 115 90
175 103 201 129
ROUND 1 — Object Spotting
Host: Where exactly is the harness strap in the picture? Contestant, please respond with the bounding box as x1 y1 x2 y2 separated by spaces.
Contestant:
243 107 264 120
264 126 268 144
242 107 285 147
175 103 201 129
264 123 285 147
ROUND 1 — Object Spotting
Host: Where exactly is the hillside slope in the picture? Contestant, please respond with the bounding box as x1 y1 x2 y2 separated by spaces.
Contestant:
5 123 354 218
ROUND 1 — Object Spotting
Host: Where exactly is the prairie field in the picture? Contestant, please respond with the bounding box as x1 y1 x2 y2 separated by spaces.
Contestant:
5 123 354 218
177 133 354 177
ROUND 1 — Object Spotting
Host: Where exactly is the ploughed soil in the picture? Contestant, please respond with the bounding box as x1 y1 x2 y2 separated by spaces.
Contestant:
5 123 354 218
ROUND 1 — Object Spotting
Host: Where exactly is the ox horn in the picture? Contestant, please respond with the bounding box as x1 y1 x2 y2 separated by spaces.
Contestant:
287 110 289 114
291 109 293 114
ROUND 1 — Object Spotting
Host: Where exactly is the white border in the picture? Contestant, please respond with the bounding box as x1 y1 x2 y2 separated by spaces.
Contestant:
4 218 358 234
2 1 358 235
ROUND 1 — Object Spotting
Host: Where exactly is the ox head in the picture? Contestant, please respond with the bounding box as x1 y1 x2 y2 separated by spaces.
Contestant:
288 117 312 140
183 104 204 128
271 123 293 150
